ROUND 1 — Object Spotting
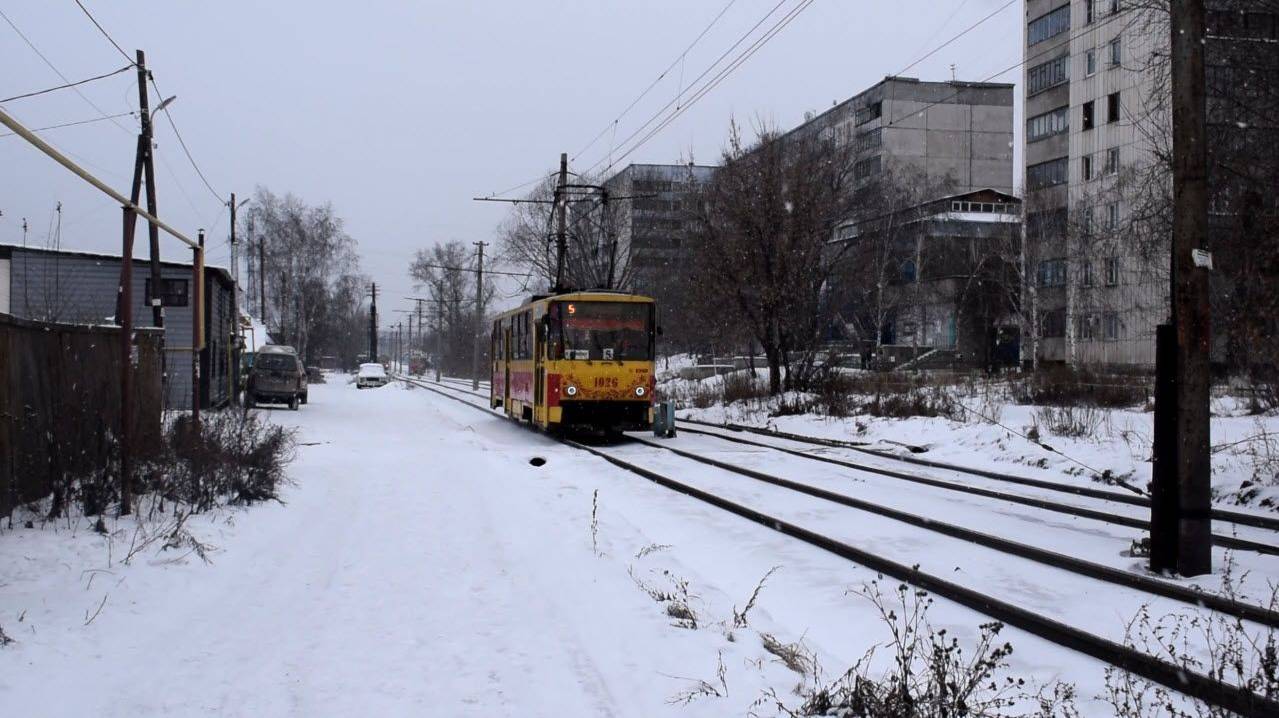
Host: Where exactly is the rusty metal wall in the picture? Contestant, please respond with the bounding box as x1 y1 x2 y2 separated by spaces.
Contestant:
0 314 162 517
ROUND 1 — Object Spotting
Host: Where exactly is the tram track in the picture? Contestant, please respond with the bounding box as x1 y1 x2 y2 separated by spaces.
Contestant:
399 374 1279 716
417 376 1279 550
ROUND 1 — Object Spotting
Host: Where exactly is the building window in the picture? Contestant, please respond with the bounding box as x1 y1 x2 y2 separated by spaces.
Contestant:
1082 154 1094 181
1028 55 1070 94
1080 313 1099 340
1104 257 1121 285
1103 312 1121 340
1104 147 1120 174
144 278 189 307
1027 106 1069 142
1109 37 1122 66
1085 48 1097 76
1086 0 1096 24
1110 0 1120 13
1081 260 1095 286
1042 308 1067 338
855 102 882 126
1038 258 1067 287
1028 5 1071 45
855 155 882 177
1107 92 1121 123
1105 202 1120 230
1081 207 1094 236
1028 157 1068 189
900 259 917 283
1082 101 1096 131
857 127 882 152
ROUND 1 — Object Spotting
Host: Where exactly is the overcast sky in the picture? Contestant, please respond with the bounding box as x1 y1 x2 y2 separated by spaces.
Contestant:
1 0 1023 321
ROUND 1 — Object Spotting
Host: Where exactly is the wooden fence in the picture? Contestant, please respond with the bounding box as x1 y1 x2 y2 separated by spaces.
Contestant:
1 314 162 517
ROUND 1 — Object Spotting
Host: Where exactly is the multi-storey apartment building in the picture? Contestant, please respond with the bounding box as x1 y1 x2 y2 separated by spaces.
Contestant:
1024 0 1278 368
599 163 716 296
788 76 1016 196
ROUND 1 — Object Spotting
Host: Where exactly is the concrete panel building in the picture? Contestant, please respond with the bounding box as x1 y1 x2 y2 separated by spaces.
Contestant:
786 75 1016 196
1023 0 1278 367
0 244 237 409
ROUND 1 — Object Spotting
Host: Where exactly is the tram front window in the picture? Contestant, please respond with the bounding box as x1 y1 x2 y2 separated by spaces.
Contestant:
549 301 652 361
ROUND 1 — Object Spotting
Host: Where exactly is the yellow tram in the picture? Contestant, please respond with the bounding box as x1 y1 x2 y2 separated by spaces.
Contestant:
490 291 656 432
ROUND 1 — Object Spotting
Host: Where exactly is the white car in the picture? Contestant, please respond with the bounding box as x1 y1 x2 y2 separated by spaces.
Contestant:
356 362 389 389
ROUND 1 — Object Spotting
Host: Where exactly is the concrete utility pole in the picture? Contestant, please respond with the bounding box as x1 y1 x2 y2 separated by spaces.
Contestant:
1152 0 1212 577
472 241 487 390
258 238 267 327
553 152 569 292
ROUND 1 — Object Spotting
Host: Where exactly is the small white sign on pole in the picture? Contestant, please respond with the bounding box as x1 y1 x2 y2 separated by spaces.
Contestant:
1192 249 1214 270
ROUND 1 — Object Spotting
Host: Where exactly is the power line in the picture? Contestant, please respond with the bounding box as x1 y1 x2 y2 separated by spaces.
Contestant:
0 63 132 104
0 7 132 135
73 0 135 65
0 110 136 138
412 262 529 278
482 0 782 199
892 0 1016 78
569 0 740 165
588 0 816 178
882 9 1129 132
148 75 223 202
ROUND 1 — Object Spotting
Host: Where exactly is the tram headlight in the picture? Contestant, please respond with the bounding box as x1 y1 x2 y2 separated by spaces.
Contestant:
565 385 578 397
635 386 646 397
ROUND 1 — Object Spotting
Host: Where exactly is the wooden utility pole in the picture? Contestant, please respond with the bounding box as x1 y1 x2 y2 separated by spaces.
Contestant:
118 199 139 516
136 50 164 331
472 241 487 390
258 239 267 327
553 152 569 292
368 283 379 360
1152 0 1212 576
436 300 444 383
192 230 205 431
228 192 240 406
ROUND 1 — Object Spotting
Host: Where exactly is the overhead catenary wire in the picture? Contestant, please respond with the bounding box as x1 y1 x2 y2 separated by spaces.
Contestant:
587 0 816 178
580 0 800 178
569 0 740 165
0 64 132 104
73 0 135 65
480 0 790 199
0 7 132 135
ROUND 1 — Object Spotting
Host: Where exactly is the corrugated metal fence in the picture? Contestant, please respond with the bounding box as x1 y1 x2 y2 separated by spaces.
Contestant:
1 314 162 517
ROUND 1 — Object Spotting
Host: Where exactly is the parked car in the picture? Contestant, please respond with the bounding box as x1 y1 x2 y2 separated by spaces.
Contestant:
356 362 389 389
246 345 307 410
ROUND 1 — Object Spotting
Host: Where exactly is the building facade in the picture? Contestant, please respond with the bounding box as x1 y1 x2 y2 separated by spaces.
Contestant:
0 244 237 409
1023 0 1278 367
788 75 1016 197
599 163 716 296
831 188 1024 368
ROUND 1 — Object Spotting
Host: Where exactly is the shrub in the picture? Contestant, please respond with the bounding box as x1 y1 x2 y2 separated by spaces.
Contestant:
1013 365 1148 409
151 411 296 511
862 385 964 421
722 372 769 404
1035 404 1106 438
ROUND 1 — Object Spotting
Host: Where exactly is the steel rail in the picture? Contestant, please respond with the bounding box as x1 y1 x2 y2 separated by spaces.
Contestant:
678 425 1279 556
679 417 1279 532
417 378 1279 546
398 375 1278 716
626 434 1279 627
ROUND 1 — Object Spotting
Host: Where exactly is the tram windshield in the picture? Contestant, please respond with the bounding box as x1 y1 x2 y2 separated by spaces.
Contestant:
549 301 652 361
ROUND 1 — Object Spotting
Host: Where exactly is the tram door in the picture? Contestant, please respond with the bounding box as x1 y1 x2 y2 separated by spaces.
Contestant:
533 311 544 418
503 321 512 410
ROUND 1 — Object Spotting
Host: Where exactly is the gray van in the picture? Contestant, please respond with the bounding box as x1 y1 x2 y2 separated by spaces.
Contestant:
246 345 307 410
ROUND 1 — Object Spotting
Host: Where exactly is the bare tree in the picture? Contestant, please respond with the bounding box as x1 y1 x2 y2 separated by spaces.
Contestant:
684 119 857 394
408 241 496 376
240 187 366 366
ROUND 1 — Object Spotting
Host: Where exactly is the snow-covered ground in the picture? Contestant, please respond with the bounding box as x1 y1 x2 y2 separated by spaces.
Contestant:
3 375 1271 715
662 367 1279 512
